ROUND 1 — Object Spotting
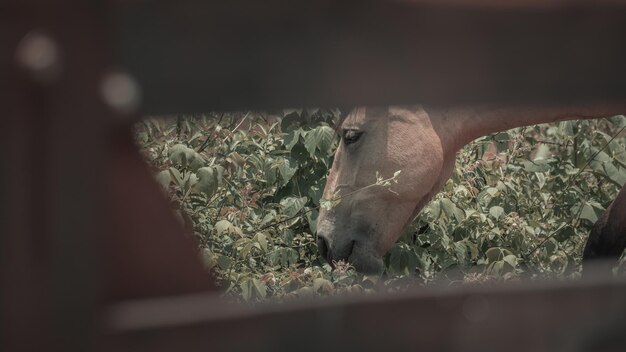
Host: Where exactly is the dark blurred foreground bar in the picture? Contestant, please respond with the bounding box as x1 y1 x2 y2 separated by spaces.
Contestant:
106 266 626 352
109 0 626 114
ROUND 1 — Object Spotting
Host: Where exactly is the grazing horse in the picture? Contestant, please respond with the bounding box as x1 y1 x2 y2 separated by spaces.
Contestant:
316 104 626 273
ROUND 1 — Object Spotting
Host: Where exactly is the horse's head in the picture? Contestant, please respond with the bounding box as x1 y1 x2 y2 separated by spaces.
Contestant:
316 106 453 273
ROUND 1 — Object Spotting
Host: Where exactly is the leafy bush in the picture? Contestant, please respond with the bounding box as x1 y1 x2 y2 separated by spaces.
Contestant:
396 117 626 282
135 111 626 302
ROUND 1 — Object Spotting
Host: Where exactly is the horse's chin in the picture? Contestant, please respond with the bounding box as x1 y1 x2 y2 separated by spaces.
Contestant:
348 245 384 275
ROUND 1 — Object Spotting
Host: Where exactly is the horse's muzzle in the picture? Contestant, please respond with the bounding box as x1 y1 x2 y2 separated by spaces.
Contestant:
315 232 382 274
316 235 331 262
316 232 354 264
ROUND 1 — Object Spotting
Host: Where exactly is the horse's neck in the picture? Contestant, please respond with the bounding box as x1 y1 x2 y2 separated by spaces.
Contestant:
431 102 626 153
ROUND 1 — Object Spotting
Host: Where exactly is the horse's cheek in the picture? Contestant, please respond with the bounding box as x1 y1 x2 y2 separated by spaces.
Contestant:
402 146 445 201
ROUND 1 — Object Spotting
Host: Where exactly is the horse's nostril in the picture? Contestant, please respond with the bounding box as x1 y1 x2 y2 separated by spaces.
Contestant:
316 235 331 262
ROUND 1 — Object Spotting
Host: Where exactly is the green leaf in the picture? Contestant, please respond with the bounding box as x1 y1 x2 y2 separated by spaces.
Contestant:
561 120 575 136
485 247 512 263
608 114 626 128
241 278 252 301
602 163 626 187
440 198 456 218
201 248 217 269
254 232 268 252
453 241 467 264
277 157 298 187
239 241 253 259
280 196 308 217
422 201 441 222
168 143 204 171
464 240 480 261
544 239 558 256
269 248 299 267
215 219 243 236
195 166 219 197
313 278 334 293
388 245 418 275
308 185 324 205
228 152 245 168
535 172 546 189
182 172 198 193
216 255 232 270
575 203 600 223
260 211 276 227
493 132 510 151
169 167 183 186
486 187 499 197
453 208 465 222
555 226 576 242
306 209 319 234
489 206 505 220
283 129 302 151
155 170 172 189
533 144 551 161
251 279 267 298
215 219 232 235
522 159 552 172
503 254 517 268
440 198 465 222
304 125 336 157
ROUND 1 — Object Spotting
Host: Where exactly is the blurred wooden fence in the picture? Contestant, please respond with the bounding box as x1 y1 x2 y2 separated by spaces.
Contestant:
1 1 625 351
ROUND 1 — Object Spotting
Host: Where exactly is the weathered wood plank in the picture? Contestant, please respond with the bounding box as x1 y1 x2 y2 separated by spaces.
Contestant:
106 265 626 352
108 0 626 114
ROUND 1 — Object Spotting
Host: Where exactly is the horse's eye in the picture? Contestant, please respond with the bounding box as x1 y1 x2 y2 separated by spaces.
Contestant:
343 129 363 146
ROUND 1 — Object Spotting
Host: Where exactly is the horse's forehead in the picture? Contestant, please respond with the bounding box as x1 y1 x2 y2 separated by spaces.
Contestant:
342 107 389 127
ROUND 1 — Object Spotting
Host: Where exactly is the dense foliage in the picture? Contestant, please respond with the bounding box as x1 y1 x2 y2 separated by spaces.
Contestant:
135 110 626 302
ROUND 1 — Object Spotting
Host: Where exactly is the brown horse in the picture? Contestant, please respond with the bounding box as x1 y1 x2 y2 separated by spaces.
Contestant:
316 104 626 273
